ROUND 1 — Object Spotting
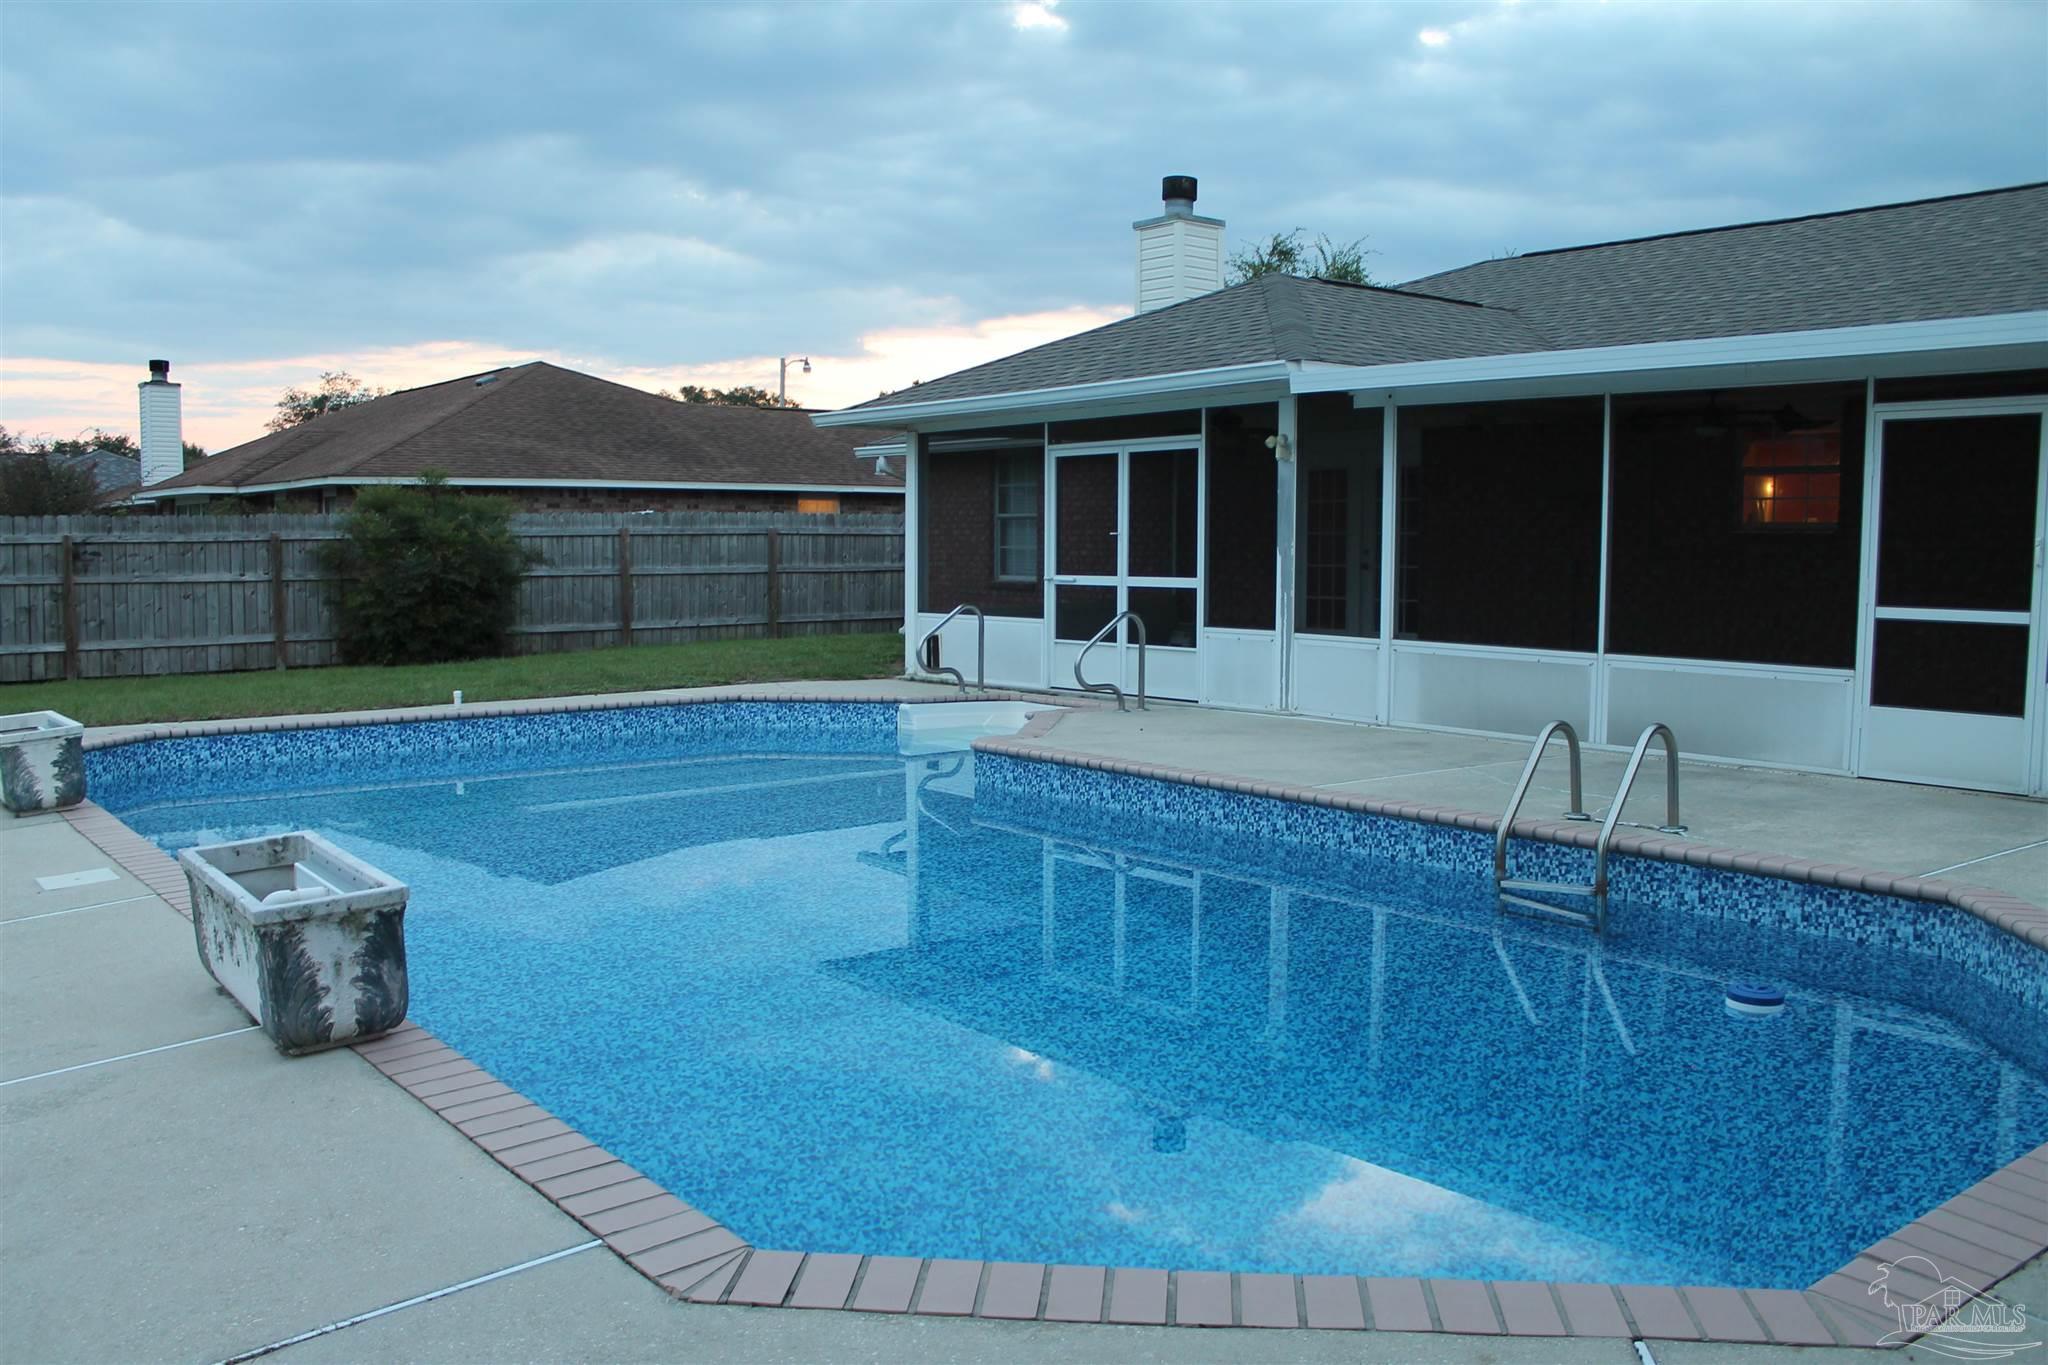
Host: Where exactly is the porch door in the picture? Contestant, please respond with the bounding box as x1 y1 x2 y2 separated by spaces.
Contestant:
1049 444 1202 700
1858 405 2047 793
1299 451 1375 634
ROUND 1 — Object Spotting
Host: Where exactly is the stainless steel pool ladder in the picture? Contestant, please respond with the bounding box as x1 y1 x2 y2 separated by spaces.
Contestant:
912 604 985 693
1074 611 1147 712
1493 721 1686 930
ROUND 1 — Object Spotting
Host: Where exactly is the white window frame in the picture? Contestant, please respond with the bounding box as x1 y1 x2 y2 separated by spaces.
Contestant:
993 452 1042 584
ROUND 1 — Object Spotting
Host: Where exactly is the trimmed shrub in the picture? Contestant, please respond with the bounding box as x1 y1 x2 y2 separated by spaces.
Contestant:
323 473 536 665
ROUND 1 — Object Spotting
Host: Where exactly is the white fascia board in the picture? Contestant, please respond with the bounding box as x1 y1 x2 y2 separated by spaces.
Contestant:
1293 311 2048 397
129 476 903 503
809 360 1293 428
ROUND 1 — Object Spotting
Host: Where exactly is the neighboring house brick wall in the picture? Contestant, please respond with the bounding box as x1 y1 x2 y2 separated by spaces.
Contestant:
164 486 901 515
500 487 901 514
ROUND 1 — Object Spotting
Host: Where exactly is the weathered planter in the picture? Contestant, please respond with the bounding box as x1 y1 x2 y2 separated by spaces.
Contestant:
180 832 409 1055
0 711 86 814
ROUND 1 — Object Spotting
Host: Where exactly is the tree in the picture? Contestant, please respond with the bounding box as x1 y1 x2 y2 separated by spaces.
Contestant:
0 449 101 514
183 441 209 469
1227 229 1373 286
321 471 537 665
43 430 139 458
267 371 386 433
657 384 782 408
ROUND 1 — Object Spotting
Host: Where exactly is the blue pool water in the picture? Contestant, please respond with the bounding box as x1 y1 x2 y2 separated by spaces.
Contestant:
101 707 2048 1289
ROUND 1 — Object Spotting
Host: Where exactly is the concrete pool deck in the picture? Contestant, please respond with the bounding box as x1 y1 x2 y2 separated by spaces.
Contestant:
3 679 2043 1361
18 814 2003 1363
82 676 2048 906
1003 701 2048 911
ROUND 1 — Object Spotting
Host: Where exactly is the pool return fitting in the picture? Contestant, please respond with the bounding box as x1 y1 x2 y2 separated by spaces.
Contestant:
1494 720 1686 931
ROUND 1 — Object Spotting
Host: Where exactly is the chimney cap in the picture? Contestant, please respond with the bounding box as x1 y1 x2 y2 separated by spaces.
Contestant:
1162 175 1198 205
148 359 170 379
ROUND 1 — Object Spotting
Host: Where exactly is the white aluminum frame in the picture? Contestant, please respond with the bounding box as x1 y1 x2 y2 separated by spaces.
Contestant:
884 349 2048 789
1045 432 1206 698
1289 385 1876 768
1592 395 1615 743
1855 396 2048 794
902 433 923 674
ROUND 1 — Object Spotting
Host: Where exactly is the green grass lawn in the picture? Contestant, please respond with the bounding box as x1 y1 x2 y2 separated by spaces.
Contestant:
1 632 905 727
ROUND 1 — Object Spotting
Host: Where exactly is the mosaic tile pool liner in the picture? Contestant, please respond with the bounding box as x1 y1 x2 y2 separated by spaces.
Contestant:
969 751 2048 1025
63 691 2048 1345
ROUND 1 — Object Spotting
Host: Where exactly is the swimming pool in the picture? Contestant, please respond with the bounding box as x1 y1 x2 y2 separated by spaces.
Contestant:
94 701 2048 1292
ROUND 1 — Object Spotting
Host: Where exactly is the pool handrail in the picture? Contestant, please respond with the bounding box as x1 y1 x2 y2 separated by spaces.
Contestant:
1592 722 1686 899
1495 719 1686 929
1491 720 1591 885
913 604 985 693
1074 611 1147 712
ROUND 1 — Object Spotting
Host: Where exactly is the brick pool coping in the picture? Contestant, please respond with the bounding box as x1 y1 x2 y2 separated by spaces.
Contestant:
56 690 2048 1346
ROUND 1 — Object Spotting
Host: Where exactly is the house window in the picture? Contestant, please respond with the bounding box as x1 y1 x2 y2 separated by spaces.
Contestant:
796 496 840 515
994 454 1041 582
1741 431 1840 530
1303 467 1350 631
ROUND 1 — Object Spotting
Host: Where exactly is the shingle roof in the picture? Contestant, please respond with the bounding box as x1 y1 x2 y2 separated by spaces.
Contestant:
64 448 142 493
1405 182 2048 348
843 274 1544 409
843 183 2048 412
148 362 904 493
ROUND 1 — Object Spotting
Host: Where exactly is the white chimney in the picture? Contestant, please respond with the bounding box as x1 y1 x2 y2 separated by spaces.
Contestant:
138 359 182 486
1134 174 1225 314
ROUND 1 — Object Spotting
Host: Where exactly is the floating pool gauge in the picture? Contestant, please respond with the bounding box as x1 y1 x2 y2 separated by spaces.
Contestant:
1725 981 1786 1018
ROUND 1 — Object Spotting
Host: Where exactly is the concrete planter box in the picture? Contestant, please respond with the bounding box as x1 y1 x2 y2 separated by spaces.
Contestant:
180 832 409 1055
0 711 86 815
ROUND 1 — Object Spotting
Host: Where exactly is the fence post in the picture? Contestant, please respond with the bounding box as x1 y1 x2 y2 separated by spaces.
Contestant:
59 534 80 681
269 533 289 669
617 526 635 647
765 528 782 639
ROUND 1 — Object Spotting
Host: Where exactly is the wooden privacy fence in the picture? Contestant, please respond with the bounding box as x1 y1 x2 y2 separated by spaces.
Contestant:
0 511 905 683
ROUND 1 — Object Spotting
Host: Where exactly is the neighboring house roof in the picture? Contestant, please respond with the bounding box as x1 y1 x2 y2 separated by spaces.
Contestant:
65 448 143 493
141 361 904 496
839 182 2048 413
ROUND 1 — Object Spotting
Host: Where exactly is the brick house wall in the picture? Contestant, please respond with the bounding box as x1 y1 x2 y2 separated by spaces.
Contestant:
1206 405 1280 631
921 448 1044 618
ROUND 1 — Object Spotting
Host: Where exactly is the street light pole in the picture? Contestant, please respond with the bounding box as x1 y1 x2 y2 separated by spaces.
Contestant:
778 356 811 407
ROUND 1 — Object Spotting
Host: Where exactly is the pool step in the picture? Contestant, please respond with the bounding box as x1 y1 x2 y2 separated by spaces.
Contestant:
1497 881 1604 930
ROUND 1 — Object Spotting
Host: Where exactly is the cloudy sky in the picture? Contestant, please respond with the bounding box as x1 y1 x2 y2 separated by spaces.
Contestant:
2 0 2042 451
